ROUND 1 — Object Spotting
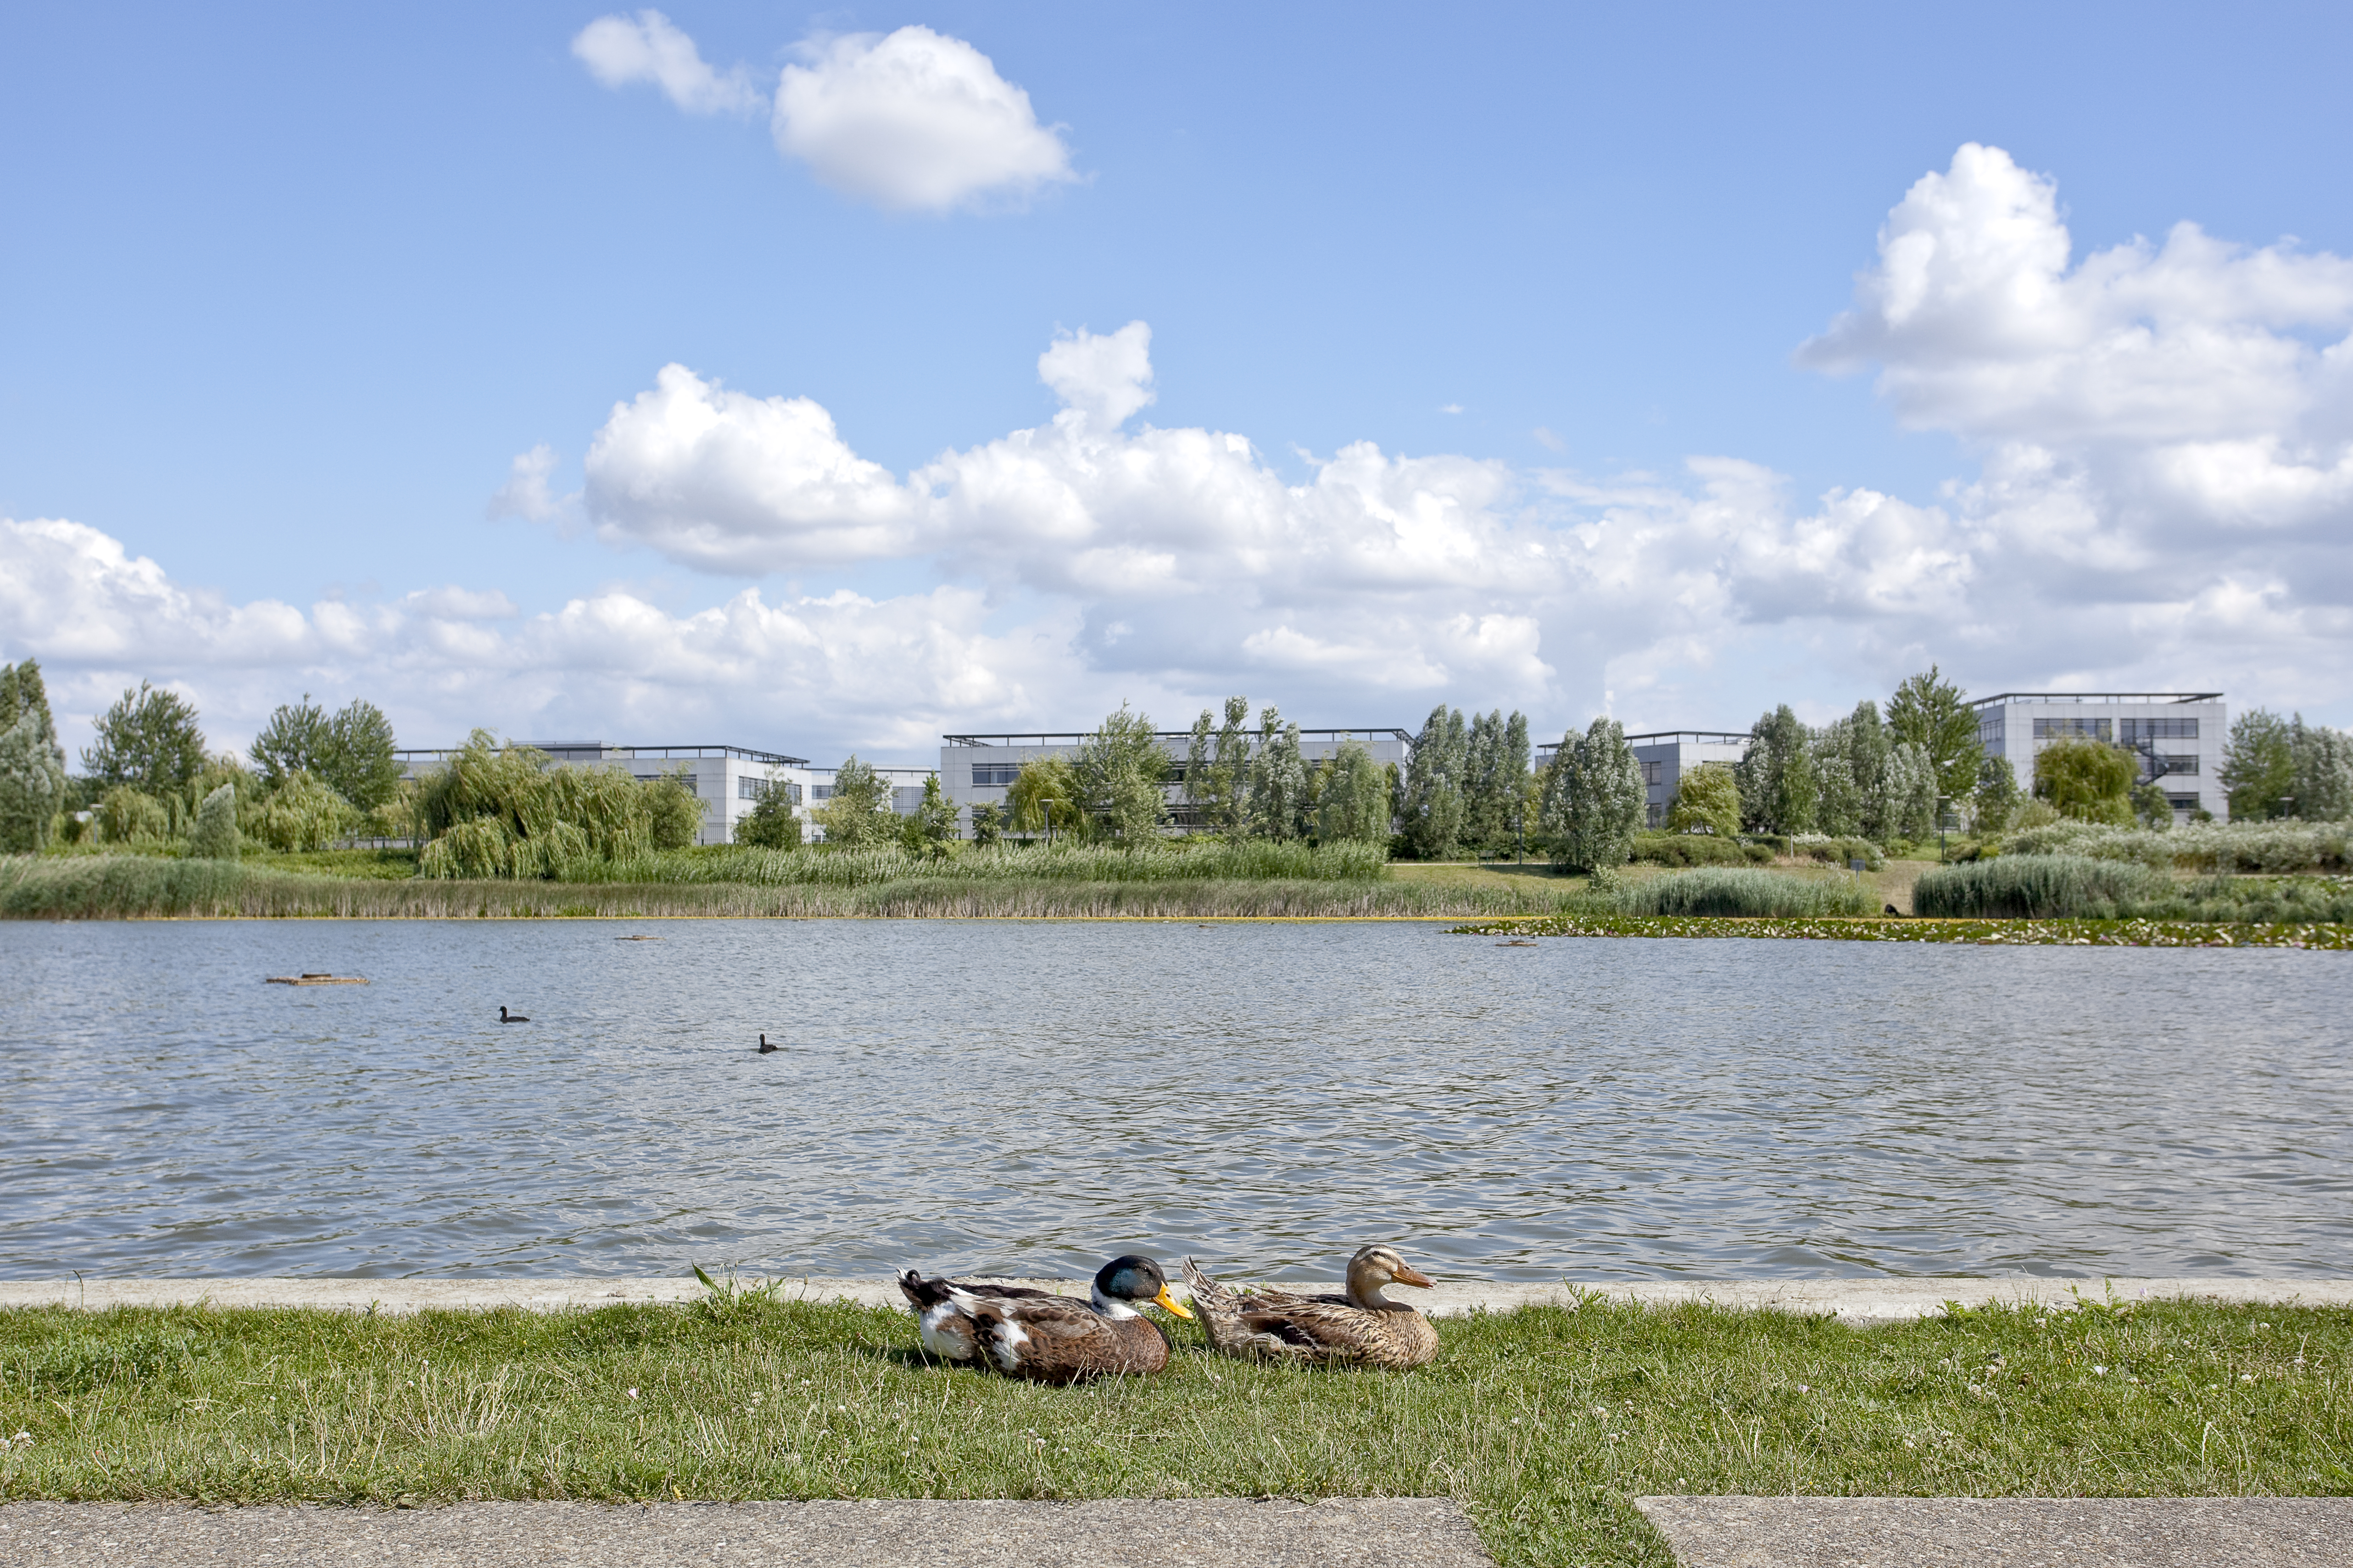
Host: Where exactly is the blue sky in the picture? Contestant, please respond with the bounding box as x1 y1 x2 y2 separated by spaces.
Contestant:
5 2 2351 762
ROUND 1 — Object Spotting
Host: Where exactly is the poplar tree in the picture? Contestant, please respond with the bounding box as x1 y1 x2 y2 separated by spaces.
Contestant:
1247 708 1311 840
189 783 241 860
1736 705 1817 835
1399 706 1467 859
1539 716 1645 871
0 659 68 853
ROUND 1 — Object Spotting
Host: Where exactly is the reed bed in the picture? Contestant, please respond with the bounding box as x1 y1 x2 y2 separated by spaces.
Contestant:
2001 820 2353 874
0 855 1566 921
575 839 1388 887
1609 867 1879 918
1913 855 2164 919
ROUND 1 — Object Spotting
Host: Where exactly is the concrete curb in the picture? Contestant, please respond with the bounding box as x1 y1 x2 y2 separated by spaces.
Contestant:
5 1276 2349 1325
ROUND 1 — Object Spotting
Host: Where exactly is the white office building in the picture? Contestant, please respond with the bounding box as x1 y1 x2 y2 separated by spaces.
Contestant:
1537 729 1751 828
1969 693 2227 821
803 763 939 841
395 742 814 846
940 728 1413 837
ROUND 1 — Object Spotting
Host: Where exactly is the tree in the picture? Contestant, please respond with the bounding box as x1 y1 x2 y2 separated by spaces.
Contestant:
1247 708 1310 840
1887 665 1983 802
969 800 1004 847
2034 737 2136 826
2130 780 2175 830
1736 706 1817 835
2218 710 2294 820
1972 752 2022 835
251 696 402 811
898 773 959 856
1184 696 1254 833
1315 741 1391 843
813 755 895 845
1073 703 1167 843
1664 761 1740 838
0 660 68 853
2289 717 2353 822
1885 741 1938 840
735 774 802 849
255 770 353 851
189 783 240 860
1006 755 1083 839
1461 710 1530 851
1540 716 1645 872
83 681 206 794
1399 705 1467 858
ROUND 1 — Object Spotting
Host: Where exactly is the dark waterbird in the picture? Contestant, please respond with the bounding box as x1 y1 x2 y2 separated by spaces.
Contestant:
499 1006 530 1023
757 1034 781 1053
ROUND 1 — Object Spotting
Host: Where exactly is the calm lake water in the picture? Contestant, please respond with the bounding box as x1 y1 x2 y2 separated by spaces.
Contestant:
2 920 2347 1282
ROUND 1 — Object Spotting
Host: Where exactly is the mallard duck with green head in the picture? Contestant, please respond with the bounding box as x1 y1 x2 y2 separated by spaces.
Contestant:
1182 1245 1440 1369
897 1254 1195 1384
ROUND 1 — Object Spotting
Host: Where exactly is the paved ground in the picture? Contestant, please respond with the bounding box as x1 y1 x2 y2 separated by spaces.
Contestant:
1635 1496 2353 1567
0 1498 1494 1568
4 1275 2350 1324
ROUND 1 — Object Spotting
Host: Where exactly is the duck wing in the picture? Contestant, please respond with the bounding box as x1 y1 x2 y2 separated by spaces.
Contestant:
898 1272 1059 1363
948 1286 1170 1384
1180 1258 1430 1368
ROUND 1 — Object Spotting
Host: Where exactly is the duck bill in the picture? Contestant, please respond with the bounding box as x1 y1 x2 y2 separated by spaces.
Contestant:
1391 1264 1436 1289
1152 1284 1196 1319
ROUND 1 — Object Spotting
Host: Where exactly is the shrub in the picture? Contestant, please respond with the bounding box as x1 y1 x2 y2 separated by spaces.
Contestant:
95 786 175 845
1611 867 1878 917
1630 834 1772 867
1912 855 2166 918
2001 819 2353 874
1789 835 1886 871
735 783 802 849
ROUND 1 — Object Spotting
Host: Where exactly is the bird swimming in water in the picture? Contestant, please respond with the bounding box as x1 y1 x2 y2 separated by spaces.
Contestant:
499 1006 530 1023
898 1254 1193 1383
757 1034 781 1053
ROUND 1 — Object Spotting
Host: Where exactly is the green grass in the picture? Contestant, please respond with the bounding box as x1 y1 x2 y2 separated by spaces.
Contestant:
583 840 1392 886
1 1296 2346 1565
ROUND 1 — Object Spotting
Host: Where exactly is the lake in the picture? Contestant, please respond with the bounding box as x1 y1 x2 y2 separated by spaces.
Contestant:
2 919 2346 1282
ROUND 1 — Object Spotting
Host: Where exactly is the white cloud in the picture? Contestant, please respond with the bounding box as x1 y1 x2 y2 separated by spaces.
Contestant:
572 11 764 117
13 145 2353 759
771 26 1075 211
486 444 569 523
1037 322 1154 429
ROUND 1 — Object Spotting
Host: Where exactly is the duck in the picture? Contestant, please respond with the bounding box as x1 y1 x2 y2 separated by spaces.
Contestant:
756 1034 780 1054
1182 1245 1441 1369
897 1254 1194 1384
498 1006 530 1023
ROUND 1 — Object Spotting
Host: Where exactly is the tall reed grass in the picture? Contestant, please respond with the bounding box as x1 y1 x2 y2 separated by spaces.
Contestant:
1608 867 1879 917
1913 855 2168 918
0 852 1546 921
2000 819 2352 873
574 838 1388 888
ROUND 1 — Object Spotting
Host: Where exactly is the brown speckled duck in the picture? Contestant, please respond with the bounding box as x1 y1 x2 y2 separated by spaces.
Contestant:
1182 1245 1440 1369
897 1254 1194 1384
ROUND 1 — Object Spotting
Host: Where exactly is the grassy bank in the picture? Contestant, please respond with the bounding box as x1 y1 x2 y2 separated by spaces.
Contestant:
1454 914 2353 948
1914 857 2353 923
0 856 1583 920
2 1294 2346 1566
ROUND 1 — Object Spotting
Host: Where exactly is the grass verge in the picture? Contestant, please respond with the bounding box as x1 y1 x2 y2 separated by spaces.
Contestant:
1 1295 2346 1566
1453 914 2353 947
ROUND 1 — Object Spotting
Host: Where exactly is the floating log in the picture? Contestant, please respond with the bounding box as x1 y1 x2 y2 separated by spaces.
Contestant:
266 974 369 985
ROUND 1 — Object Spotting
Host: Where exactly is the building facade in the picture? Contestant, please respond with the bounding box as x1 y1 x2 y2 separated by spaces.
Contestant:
1969 693 2228 820
1536 729 1751 828
803 763 939 841
395 742 814 846
939 728 1413 837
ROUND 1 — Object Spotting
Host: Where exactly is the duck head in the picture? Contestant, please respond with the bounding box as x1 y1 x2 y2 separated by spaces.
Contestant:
1091 1254 1195 1321
1345 1244 1435 1309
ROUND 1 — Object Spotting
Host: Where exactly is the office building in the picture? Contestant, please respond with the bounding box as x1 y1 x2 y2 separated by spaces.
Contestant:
1968 692 2228 820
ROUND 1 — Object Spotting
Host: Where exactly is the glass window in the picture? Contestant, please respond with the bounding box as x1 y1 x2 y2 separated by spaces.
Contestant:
2120 717 2199 741
2033 717 2113 740
1641 760 1664 786
2155 754 2199 775
970 764 1020 787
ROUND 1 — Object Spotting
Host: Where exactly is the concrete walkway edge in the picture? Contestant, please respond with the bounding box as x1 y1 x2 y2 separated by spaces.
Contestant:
4 1276 2349 1324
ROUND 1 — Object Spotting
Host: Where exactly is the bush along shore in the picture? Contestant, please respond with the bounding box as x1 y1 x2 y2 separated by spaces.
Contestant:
0 1292 2346 1567
1455 913 2353 949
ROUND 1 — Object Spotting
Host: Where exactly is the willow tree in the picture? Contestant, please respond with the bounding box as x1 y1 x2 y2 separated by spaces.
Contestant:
1074 704 1166 843
1006 755 1082 839
2033 738 2136 826
1664 760 1740 838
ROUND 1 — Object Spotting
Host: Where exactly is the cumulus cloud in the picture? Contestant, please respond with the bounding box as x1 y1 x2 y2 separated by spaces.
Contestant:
770 26 1075 211
12 145 2353 758
486 444 569 523
572 10 764 117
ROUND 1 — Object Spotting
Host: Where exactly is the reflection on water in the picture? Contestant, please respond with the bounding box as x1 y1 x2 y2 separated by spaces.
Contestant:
1 920 2346 1281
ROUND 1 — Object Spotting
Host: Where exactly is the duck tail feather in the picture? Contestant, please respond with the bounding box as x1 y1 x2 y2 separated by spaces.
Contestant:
1181 1257 1241 1315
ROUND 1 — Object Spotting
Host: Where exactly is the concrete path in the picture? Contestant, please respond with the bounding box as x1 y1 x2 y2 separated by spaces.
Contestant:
5 1276 2350 1325
1635 1496 2353 1567
0 1498 1494 1568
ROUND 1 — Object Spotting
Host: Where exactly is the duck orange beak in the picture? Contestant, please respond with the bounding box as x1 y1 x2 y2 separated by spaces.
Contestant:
1152 1284 1196 1319
1391 1263 1435 1289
